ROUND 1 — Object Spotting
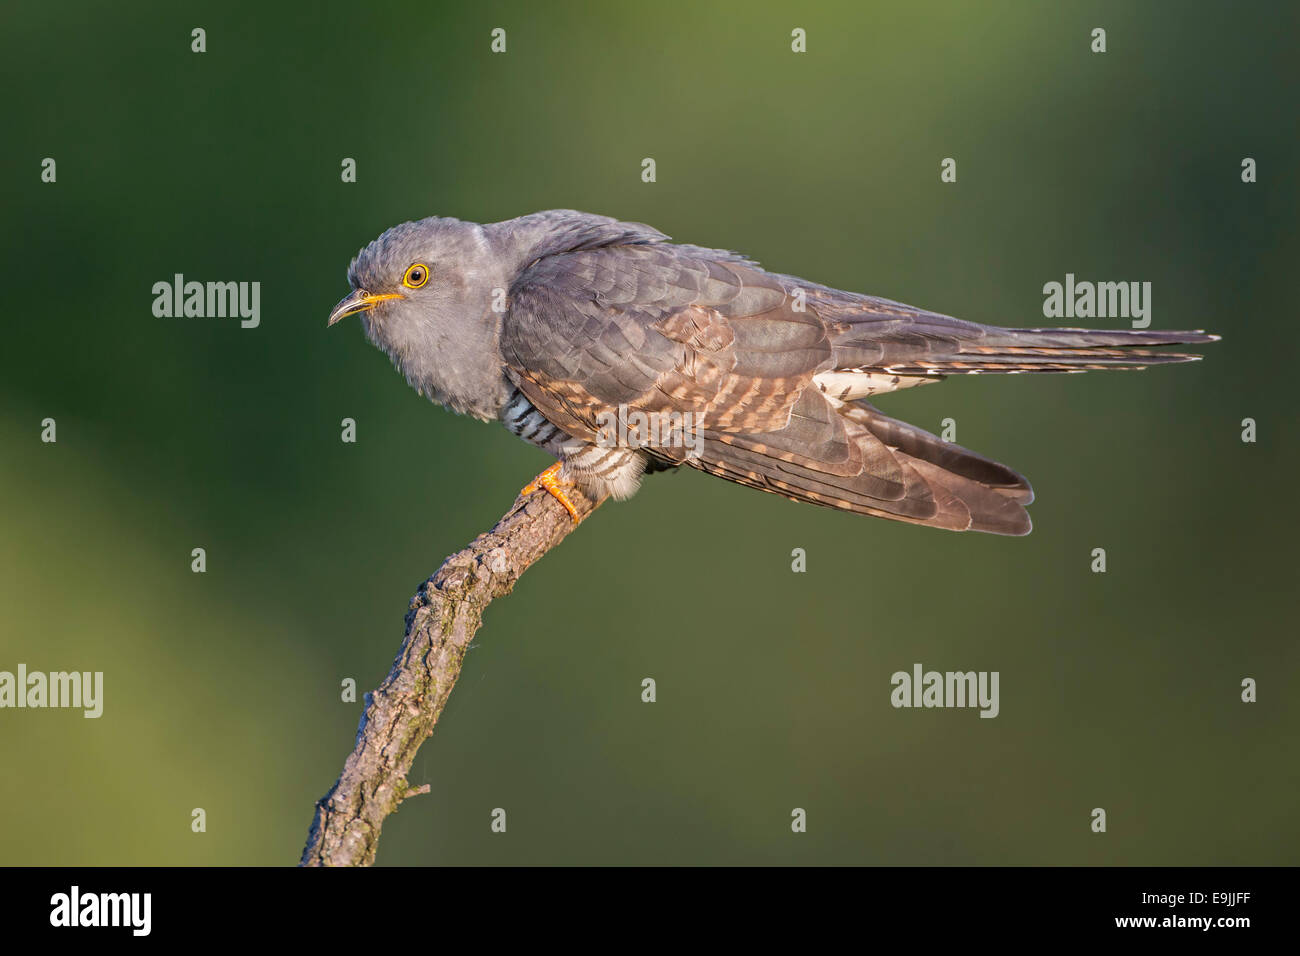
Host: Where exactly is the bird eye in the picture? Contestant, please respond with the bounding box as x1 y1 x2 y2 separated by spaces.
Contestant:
402 263 429 289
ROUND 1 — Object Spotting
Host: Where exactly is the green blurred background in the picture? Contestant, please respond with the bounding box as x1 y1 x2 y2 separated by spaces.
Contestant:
2 0 1296 865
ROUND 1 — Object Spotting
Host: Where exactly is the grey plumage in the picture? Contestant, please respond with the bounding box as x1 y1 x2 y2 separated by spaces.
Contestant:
330 210 1217 535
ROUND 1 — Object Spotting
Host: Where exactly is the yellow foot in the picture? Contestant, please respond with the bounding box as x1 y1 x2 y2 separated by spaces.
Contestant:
521 462 583 521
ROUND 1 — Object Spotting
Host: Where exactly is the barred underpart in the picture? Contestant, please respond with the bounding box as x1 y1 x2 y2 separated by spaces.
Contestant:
501 389 646 499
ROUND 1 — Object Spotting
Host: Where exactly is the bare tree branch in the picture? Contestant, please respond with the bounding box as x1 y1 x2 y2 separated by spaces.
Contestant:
299 483 604 867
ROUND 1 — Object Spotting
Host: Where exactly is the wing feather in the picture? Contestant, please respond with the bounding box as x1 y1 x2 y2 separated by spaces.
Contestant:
500 233 1210 534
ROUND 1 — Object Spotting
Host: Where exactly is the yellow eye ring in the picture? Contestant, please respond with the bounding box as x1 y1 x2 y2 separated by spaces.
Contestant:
402 263 429 289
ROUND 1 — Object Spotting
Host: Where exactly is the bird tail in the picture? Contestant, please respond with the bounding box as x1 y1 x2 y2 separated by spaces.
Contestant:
878 328 1220 375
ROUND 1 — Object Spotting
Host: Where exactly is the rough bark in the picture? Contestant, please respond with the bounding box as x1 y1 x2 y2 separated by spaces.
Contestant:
299 483 603 866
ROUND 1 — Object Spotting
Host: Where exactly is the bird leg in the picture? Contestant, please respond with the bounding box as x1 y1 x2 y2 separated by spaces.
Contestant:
520 462 583 521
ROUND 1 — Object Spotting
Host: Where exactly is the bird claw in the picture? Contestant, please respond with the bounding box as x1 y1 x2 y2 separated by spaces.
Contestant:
521 462 583 521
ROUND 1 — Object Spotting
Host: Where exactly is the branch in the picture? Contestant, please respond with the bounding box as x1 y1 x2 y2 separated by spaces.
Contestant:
299 482 605 866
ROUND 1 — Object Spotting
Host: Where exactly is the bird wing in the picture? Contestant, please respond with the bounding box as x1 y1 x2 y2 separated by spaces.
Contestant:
500 242 1046 534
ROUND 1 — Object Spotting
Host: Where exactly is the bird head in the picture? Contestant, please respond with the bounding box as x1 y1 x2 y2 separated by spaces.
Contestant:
328 216 514 420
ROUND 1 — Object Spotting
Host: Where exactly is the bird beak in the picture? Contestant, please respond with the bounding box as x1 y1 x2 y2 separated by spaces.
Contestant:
327 289 405 327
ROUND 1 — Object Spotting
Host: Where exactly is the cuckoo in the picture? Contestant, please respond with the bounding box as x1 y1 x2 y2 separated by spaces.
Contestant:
328 210 1216 535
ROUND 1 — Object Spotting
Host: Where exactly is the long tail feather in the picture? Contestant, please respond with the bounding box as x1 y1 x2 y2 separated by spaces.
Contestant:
880 328 1219 374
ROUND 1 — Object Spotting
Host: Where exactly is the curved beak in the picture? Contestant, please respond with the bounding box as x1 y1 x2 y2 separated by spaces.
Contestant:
327 289 404 327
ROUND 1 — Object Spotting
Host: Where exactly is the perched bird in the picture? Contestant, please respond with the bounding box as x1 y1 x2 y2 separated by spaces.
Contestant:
329 210 1216 535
